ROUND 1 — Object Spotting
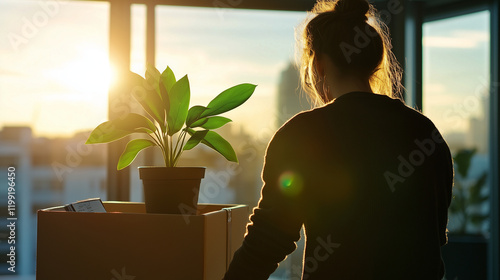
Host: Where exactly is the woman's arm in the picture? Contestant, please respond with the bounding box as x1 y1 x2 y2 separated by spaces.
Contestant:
224 122 306 280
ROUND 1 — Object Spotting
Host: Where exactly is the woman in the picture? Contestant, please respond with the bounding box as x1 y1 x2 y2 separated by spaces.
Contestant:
224 0 453 279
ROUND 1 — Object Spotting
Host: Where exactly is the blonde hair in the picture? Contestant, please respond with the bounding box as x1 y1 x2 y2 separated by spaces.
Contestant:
298 0 403 106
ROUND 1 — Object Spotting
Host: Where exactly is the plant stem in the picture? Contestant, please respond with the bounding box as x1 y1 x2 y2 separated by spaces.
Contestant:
162 120 170 167
169 136 174 167
165 133 172 167
146 130 169 167
172 129 188 166
173 130 184 158
148 133 163 151
151 129 167 167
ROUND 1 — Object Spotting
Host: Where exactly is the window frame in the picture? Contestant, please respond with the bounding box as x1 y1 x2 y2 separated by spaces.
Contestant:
488 1 500 280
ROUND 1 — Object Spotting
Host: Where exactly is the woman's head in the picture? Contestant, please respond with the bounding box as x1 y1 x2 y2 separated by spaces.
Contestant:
299 0 403 104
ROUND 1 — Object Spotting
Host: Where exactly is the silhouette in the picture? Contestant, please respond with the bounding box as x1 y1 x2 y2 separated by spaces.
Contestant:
224 0 453 279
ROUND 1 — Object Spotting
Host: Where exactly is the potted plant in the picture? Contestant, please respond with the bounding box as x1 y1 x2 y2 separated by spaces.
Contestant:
86 65 256 214
441 148 488 280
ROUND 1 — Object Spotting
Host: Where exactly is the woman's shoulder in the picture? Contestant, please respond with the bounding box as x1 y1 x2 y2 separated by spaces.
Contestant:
264 109 326 163
276 106 324 135
270 91 441 145
272 92 398 138
266 107 323 150
332 91 437 125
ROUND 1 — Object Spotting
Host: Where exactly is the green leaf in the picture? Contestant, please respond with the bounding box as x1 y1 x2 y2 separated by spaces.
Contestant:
145 64 161 96
186 106 209 127
159 80 170 122
86 113 155 144
192 116 232 129
161 66 176 94
117 139 155 170
453 148 476 178
167 75 190 136
86 122 133 144
116 113 156 132
128 72 166 131
469 172 488 204
469 213 489 226
183 130 209 150
201 83 256 118
188 129 237 162
159 67 176 116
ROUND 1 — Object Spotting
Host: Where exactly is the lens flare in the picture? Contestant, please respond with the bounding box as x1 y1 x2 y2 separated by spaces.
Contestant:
278 171 303 196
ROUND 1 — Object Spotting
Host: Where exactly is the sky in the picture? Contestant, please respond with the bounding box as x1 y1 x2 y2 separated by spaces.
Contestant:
0 1 491 140
422 11 490 137
0 0 111 137
0 0 305 138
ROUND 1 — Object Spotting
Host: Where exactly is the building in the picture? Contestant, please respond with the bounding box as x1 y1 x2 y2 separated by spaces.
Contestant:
0 127 107 275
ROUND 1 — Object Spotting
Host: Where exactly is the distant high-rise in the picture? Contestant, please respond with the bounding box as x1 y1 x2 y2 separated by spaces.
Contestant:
276 62 311 127
467 94 489 154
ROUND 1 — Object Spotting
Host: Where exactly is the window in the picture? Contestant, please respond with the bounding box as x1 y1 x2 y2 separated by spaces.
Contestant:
424 10 490 235
0 0 109 276
423 10 491 279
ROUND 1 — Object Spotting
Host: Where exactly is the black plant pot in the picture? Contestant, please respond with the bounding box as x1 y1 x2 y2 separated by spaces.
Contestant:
441 234 487 280
139 167 206 214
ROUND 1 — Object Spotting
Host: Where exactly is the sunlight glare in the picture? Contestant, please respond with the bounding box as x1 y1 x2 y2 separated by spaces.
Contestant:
44 46 112 101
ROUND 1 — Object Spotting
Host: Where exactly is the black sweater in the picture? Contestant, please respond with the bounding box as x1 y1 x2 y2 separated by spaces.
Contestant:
224 92 453 280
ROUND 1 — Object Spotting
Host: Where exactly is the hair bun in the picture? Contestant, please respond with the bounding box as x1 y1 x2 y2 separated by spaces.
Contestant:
333 0 370 22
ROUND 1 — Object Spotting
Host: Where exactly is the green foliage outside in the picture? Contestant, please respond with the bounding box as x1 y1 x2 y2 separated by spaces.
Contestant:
450 148 488 234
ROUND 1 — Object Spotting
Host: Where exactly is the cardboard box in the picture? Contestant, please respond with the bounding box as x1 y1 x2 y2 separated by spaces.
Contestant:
36 202 248 280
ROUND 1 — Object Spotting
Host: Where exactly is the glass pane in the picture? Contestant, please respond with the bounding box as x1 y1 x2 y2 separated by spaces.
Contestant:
423 10 490 279
423 10 490 235
154 6 307 279
131 4 147 76
0 1 109 277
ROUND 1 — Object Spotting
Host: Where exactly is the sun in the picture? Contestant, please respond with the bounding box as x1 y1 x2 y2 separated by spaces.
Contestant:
45 46 115 102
